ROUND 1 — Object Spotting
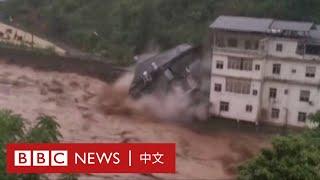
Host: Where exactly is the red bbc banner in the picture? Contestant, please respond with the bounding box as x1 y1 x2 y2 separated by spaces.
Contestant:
6 143 176 174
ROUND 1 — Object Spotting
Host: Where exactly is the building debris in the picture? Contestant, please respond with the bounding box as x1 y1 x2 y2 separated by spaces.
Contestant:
129 44 202 98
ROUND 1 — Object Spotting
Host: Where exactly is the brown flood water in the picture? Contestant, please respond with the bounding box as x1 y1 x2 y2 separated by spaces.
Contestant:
0 61 270 180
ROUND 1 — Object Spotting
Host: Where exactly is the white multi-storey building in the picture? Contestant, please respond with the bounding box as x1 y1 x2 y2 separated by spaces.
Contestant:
209 16 320 127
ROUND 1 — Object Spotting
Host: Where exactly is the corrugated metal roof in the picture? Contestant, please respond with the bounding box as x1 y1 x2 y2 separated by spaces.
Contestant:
144 44 193 68
271 20 313 31
210 16 315 33
210 16 273 33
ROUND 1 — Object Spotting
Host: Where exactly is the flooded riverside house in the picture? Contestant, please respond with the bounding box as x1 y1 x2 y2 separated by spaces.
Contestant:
209 15 320 128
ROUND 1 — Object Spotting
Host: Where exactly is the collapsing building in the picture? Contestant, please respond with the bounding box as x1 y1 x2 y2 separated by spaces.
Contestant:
209 15 320 127
130 16 320 127
129 44 201 98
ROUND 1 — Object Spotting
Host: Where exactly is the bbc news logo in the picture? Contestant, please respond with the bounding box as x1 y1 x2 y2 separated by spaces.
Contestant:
14 150 68 167
7 143 175 173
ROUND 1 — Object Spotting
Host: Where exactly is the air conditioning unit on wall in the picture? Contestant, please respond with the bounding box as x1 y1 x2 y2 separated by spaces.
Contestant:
309 101 314 106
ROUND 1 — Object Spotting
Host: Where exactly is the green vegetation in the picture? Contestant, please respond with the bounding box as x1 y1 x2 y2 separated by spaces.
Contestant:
2 0 320 65
238 113 320 180
0 110 76 180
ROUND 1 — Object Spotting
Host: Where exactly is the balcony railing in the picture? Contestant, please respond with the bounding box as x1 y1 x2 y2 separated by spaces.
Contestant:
264 76 320 87
213 46 267 57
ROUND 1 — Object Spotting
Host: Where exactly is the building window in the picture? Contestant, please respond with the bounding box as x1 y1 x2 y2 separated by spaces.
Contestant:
245 40 251 50
306 66 316 78
300 90 310 102
214 83 222 92
255 64 260 71
252 89 258 96
273 64 281 74
292 69 296 73
226 78 251 94
216 37 225 47
271 108 280 119
220 101 229 112
284 89 289 95
269 88 277 98
227 38 238 48
298 112 307 123
228 57 240 70
228 56 253 71
242 59 253 71
254 41 259 50
276 43 283 52
216 61 224 69
246 105 253 112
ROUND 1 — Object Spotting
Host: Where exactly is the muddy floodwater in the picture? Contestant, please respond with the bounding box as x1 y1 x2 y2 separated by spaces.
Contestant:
0 61 270 180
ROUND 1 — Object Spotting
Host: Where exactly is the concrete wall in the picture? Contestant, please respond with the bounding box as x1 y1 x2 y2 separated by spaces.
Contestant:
0 22 66 55
214 31 264 50
261 81 320 127
266 38 302 59
264 58 320 84
210 33 320 127
210 75 262 122
210 52 263 122
212 53 264 80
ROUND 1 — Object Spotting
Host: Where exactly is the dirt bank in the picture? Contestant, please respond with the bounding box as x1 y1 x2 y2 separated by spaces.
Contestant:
0 61 270 180
0 47 124 82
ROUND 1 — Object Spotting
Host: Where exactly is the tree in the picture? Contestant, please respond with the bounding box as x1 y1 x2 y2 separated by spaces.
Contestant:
25 114 62 143
309 111 320 129
58 174 80 180
238 132 320 180
0 110 77 180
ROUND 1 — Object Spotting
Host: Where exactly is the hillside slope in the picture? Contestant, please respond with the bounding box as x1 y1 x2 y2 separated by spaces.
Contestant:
2 0 320 64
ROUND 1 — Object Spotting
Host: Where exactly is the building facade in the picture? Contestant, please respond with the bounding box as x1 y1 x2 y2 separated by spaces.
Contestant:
209 16 320 127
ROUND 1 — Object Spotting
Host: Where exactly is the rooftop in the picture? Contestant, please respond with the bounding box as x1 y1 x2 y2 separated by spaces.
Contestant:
210 16 273 33
270 20 314 32
210 15 318 33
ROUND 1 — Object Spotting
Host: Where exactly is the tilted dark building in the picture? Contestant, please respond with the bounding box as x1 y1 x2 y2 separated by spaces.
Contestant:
129 44 201 98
